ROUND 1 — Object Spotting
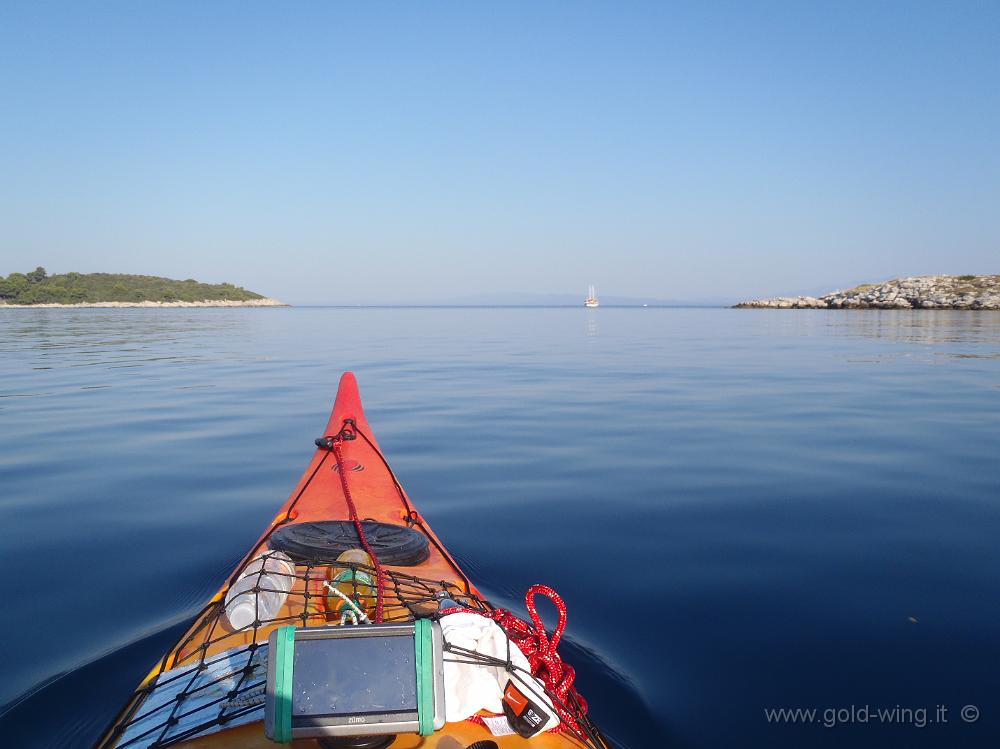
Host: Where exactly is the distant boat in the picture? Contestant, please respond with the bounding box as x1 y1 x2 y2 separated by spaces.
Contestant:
585 285 600 308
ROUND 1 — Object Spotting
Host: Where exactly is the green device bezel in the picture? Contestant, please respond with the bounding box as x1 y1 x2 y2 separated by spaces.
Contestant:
264 620 444 742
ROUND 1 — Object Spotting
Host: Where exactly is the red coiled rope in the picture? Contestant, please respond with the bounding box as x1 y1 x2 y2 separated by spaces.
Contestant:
461 584 587 735
332 436 386 623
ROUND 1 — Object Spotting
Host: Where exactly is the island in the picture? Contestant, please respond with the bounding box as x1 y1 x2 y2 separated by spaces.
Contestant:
734 275 1000 310
0 267 285 308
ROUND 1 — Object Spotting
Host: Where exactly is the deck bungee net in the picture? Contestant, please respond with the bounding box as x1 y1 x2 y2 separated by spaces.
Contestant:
100 419 606 749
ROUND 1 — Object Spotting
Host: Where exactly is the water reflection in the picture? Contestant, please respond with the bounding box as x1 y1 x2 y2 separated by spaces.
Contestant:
0 310 268 398
820 310 1000 346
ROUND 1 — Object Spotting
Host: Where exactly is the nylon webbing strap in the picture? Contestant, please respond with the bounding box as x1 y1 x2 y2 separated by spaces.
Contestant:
414 618 434 736
273 625 296 743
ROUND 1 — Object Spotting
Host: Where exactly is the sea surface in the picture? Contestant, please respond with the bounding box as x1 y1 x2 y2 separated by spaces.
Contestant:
1 307 998 748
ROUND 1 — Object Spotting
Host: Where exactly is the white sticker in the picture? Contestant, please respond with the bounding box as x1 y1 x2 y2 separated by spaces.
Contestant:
482 714 516 736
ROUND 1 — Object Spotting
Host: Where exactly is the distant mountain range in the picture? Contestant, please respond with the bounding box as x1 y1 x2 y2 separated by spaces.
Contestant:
441 292 729 306
306 292 733 307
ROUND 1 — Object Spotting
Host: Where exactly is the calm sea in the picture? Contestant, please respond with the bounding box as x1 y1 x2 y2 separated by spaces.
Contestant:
1 307 998 748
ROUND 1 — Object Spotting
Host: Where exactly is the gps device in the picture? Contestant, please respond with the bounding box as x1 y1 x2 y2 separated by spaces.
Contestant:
264 621 445 742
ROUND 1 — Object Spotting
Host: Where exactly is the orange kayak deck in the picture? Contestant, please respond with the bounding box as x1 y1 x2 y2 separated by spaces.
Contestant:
99 373 607 749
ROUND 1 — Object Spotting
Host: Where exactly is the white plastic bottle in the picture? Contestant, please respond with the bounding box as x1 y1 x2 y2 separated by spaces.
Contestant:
224 551 296 630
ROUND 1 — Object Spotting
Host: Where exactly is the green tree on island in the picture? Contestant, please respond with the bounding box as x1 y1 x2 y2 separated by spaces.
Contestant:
25 266 48 283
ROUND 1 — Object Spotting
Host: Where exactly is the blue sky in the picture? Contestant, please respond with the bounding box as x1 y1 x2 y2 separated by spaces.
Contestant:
2 2 997 303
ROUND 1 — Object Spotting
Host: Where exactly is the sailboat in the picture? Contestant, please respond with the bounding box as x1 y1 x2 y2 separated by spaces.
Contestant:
585 285 600 308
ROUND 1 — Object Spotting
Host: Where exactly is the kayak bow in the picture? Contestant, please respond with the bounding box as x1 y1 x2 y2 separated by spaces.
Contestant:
98 373 607 749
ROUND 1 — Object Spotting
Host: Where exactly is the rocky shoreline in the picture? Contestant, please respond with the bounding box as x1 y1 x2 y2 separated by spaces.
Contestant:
735 275 1000 310
0 298 287 309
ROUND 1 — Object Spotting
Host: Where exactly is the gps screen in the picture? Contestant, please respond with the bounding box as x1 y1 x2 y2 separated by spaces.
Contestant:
291 634 417 717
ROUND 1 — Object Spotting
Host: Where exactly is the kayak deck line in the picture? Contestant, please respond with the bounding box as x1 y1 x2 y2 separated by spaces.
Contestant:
97 372 608 749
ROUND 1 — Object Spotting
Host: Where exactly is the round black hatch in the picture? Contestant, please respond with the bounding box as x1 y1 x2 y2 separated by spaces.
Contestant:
269 520 430 566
